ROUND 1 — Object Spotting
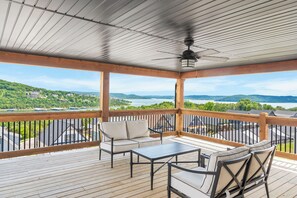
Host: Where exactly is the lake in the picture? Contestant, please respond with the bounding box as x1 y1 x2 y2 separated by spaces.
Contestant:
128 99 297 109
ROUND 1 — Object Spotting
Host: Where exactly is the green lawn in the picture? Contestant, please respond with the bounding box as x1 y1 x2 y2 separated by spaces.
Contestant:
276 142 295 153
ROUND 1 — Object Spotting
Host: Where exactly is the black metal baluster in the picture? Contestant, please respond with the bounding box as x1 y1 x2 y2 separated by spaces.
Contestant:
275 125 283 151
38 120 41 148
24 121 26 150
70 119 72 144
294 127 297 154
18 121 21 150
43 120 46 147
61 119 64 144
285 125 287 153
1 122 3 152
28 121 31 149
13 122 16 151
57 120 59 145
74 119 76 143
95 118 98 141
48 121 51 146
91 118 94 141
87 118 92 142
34 121 36 148
289 126 292 153
7 122 10 151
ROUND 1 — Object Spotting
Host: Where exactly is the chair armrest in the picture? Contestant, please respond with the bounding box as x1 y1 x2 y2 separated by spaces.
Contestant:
149 127 162 134
168 162 216 175
149 128 163 143
98 125 112 139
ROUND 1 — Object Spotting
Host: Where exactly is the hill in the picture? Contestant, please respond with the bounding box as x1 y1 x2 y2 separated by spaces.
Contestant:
0 79 130 109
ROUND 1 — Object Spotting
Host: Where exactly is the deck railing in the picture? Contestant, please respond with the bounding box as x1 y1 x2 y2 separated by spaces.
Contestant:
0 111 101 152
109 109 178 133
182 109 260 145
0 108 296 160
266 116 297 154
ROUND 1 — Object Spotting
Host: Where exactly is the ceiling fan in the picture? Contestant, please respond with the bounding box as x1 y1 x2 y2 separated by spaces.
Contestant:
152 36 229 68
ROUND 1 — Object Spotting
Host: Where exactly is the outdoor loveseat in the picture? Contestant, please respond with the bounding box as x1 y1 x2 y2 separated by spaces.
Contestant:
98 120 163 168
168 140 276 198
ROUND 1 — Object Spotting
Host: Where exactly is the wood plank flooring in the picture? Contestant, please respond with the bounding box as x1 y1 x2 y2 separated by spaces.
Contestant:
0 137 297 198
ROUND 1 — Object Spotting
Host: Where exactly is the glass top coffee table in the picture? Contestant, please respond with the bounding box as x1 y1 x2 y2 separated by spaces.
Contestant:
130 142 201 190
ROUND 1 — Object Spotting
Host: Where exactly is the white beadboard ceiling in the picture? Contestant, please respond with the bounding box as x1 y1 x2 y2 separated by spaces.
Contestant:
0 0 297 72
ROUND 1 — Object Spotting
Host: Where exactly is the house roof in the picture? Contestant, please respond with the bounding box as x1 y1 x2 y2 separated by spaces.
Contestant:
39 119 87 146
218 125 292 145
249 110 276 116
274 110 297 118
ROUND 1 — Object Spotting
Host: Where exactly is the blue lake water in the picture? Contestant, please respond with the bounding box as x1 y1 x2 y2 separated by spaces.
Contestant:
128 99 297 109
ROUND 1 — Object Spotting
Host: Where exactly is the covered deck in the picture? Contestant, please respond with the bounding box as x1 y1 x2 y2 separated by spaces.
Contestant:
0 0 297 197
1 137 297 198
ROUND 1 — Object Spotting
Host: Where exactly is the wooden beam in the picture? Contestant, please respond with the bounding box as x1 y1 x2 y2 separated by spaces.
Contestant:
0 51 179 79
109 109 178 117
100 72 110 122
175 79 185 136
266 116 297 127
181 59 297 79
259 112 268 141
182 109 260 123
0 111 102 122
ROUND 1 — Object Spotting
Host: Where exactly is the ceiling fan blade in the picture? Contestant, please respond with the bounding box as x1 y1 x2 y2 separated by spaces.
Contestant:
157 50 182 56
152 57 180 61
196 49 220 56
200 56 229 62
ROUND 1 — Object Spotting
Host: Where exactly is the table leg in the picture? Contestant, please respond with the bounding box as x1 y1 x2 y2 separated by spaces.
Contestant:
150 160 154 190
130 150 133 178
175 155 178 165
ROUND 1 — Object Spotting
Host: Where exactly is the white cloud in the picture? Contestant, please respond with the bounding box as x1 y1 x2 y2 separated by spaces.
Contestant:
185 77 238 95
110 75 176 95
244 79 297 95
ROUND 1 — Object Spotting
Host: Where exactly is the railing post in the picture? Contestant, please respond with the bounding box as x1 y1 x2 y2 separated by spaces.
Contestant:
100 72 110 122
259 112 268 141
175 78 185 136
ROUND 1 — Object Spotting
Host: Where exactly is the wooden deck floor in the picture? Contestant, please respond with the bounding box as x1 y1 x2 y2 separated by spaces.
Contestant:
1 137 297 198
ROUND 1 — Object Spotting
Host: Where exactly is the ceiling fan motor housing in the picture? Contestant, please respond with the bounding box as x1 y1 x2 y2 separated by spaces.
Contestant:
184 36 194 46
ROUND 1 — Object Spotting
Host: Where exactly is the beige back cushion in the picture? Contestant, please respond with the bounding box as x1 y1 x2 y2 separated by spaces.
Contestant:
126 120 150 139
246 140 271 151
101 121 128 141
200 146 250 194
247 146 275 181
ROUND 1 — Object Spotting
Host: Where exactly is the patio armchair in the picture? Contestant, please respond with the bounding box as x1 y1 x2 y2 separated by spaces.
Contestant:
98 120 163 168
168 146 251 198
199 140 276 198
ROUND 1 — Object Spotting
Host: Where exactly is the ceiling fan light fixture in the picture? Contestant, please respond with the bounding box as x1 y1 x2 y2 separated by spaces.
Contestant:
181 58 196 68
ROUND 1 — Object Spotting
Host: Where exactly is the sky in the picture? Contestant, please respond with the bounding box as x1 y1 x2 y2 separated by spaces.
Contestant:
0 63 296 96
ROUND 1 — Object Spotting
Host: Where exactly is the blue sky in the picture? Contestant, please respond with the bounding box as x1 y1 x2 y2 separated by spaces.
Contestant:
0 63 296 96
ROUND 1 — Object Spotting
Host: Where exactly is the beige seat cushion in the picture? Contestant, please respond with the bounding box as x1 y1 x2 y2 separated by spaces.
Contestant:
200 146 250 195
246 140 271 151
171 167 210 198
132 137 161 147
101 121 128 140
126 120 150 139
101 139 139 153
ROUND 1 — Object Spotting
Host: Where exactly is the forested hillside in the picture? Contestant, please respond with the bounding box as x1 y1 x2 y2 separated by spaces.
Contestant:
0 79 130 109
